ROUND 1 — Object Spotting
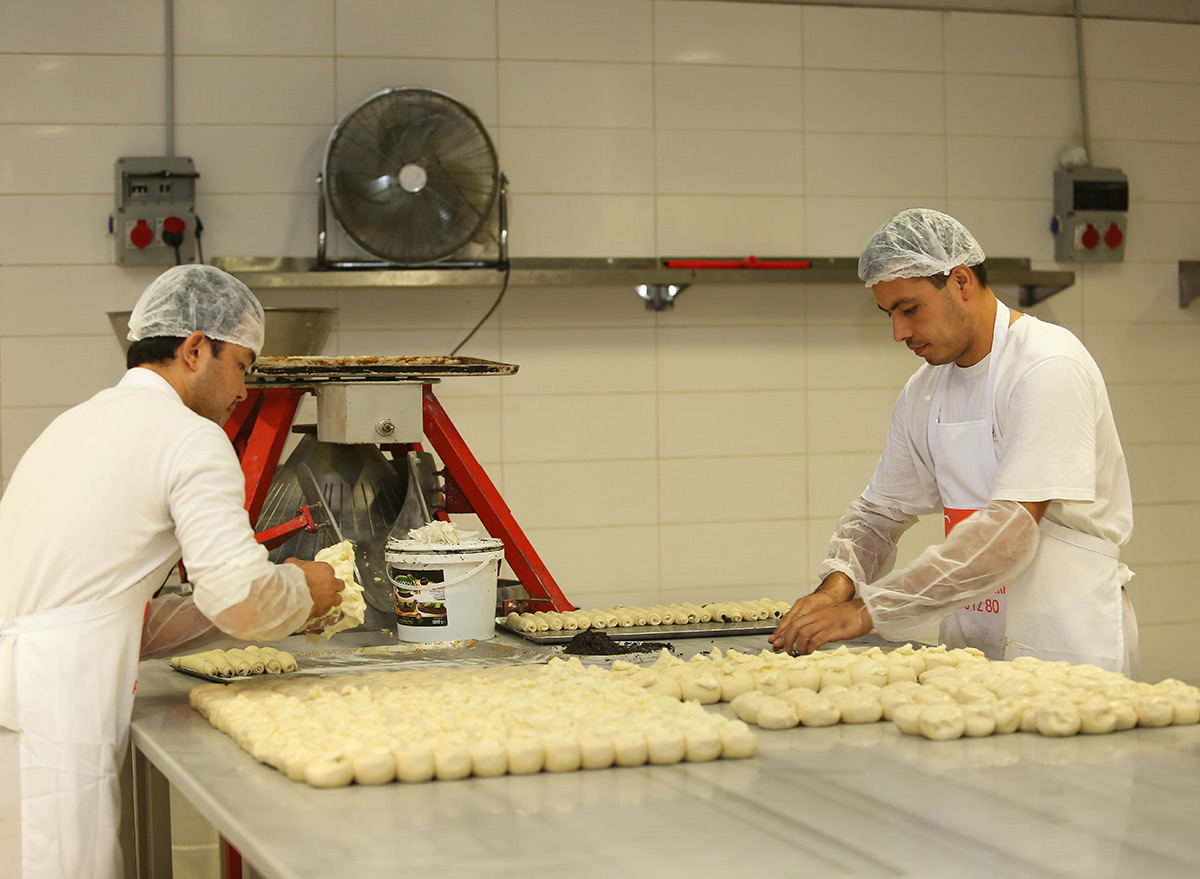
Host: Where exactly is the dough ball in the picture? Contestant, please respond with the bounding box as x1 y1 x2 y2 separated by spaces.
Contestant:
961 704 996 738
433 744 473 781
849 659 889 688
918 704 966 741
684 727 723 762
778 687 819 707
753 668 790 697
819 663 853 691
1077 697 1118 735
718 670 756 702
796 695 841 728
719 722 758 759
891 703 924 736
783 662 822 691
646 729 687 765
992 699 1023 735
679 671 722 704
1170 691 1200 725
1111 699 1138 731
885 661 919 685
731 691 770 725
394 746 435 783
954 684 997 705
468 739 509 778
612 731 649 768
878 690 915 721
912 687 955 707
305 755 355 788
1036 702 1082 737
1135 696 1174 728
505 738 545 776
542 735 582 773
834 693 883 725
755 698 800 730
818 684 848 699
576 734 614 771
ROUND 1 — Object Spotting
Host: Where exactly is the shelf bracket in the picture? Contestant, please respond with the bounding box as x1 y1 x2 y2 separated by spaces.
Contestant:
636 282 689 311
1018 281 1072 308
1179 261 1200 309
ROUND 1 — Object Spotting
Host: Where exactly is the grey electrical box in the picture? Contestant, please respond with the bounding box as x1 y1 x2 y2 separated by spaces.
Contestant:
112 156 199 266
1052 166 1128 263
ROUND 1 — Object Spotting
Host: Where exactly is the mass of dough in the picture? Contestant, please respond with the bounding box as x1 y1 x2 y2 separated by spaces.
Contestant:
501 598 793 635
638 643 1199 742
170 646 297 678
304 540 367 644
189 657 757 788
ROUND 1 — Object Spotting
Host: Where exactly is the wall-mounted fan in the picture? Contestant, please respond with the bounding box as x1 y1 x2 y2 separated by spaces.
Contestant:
317 87 507 268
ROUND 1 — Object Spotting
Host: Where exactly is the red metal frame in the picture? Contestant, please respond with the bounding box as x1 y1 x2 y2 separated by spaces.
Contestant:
227 383 571 611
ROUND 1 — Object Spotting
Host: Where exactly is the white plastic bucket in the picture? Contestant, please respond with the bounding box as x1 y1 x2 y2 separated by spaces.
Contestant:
385 536 505 643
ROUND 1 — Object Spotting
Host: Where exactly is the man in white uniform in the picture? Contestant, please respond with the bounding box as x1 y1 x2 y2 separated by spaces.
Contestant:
0 265 344 879
770 209 1138 676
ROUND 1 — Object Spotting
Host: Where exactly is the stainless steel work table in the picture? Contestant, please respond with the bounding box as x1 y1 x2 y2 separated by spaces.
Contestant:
129 631 1200 879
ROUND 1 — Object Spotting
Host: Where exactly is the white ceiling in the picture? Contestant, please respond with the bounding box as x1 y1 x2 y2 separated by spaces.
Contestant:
713 1 1200 25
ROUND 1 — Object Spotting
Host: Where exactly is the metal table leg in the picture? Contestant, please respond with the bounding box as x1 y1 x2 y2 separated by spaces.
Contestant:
133 745 173 879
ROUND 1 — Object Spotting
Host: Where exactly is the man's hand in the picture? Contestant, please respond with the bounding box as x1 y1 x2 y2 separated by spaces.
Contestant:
285 557 343 620
768 572 855 654
770 597 873 656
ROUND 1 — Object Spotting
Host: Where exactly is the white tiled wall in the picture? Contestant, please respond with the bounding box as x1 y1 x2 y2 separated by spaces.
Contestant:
4 2 1200 702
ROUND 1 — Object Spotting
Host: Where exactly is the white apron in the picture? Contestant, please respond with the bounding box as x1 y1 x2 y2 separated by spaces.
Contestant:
929 303 1133 673
0 584 149 879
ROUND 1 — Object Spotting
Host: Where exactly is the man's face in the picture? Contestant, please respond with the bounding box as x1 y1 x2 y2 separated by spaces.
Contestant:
191 340 253 425
873 276 976 367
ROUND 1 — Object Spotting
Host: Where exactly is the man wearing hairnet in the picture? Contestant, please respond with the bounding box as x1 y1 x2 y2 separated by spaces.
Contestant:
770 208 1137 677
0 265 344 879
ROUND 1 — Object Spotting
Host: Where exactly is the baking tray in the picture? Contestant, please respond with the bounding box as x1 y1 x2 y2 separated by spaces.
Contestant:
498 619 779 645
247 355 518 383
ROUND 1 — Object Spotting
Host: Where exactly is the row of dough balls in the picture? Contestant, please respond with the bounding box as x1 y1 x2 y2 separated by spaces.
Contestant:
503 598 793 634
170 645 298 678
188 658 758 788
634 643 1200 740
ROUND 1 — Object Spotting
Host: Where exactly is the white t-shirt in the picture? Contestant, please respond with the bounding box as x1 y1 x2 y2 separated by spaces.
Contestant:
862 314 1133 547
0 368 308 621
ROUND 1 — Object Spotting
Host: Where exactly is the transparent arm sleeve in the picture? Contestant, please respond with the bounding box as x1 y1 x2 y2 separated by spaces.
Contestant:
859 500 1040 642
818 495 920 591
141 593 221 659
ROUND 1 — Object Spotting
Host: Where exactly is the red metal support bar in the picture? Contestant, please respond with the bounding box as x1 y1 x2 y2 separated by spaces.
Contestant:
254 504 320 551
420 384 572 611
225 387 308 528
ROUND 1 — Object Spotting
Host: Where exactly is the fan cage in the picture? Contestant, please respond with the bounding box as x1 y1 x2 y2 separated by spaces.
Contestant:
322 87 501 267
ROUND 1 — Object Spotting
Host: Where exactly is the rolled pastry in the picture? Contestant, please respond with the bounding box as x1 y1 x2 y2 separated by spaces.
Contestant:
244 646 283 674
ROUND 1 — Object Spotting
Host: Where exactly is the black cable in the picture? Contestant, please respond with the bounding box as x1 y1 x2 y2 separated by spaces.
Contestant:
449 262 510 356
195 216 205 264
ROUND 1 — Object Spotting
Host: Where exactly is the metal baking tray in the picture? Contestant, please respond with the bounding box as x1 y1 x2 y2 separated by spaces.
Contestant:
248 355 518 383
499 619 779 645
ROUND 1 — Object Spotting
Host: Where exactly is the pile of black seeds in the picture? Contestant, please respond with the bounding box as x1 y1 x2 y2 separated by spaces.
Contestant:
562 629 674 656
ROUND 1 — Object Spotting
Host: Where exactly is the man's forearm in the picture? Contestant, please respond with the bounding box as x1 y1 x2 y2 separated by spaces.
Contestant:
815 571 855 602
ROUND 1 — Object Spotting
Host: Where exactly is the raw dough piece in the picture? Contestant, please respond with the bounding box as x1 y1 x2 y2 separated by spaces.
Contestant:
849 659 889 688
468 739 509 777
891 703 924 736
1135 696 1174 728
543 735 582 773
505 738 545 775
612 731 648 767
1036 702 1082 737
878 690 915 721
352 749 397 785
778 687 819 707
684 727 722 762
796 696 840 728
834 694 883 725
1170 692 1200 725
719 723 758 759
730 691 770 724
679 671 722 704
718 670 756 702
305 540 367 644
433 744 473 780
1078 697 1118 735
755 698 800 730
579 735 616 770
226 648 265 675
783 663 822 691
753 668 790 697
305 755 354 788
646 729 687 765
394 746 435 783
918 704 966 741
961 703 996 738
819 663 853 691
992 700 1023 735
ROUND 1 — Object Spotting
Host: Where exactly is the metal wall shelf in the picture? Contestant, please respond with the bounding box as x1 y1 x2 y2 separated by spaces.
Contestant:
1179 261 1200 308
212 255 1074 306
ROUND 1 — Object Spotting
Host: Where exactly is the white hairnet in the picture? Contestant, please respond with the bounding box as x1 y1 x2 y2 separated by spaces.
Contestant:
127 264 265 355
858 208 986 288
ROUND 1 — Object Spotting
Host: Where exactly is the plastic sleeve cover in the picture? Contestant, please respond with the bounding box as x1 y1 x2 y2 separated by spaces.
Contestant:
858 500 1040 642
140 593 220 659
817 495 920 592
208 562 313 643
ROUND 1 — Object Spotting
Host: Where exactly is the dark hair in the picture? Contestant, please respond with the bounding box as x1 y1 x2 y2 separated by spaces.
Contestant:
926 262 989 290
126 335 225 369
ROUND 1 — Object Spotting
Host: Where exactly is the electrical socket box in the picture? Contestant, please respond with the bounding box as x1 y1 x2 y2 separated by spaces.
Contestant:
1051 166 1128 263
112 156 199 266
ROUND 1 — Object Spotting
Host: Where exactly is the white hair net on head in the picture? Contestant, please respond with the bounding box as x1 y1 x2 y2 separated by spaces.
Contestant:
858 208 986 288
127 264 265 355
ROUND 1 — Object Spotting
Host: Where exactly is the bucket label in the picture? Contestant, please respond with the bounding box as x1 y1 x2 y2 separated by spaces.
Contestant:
392 572 448 628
